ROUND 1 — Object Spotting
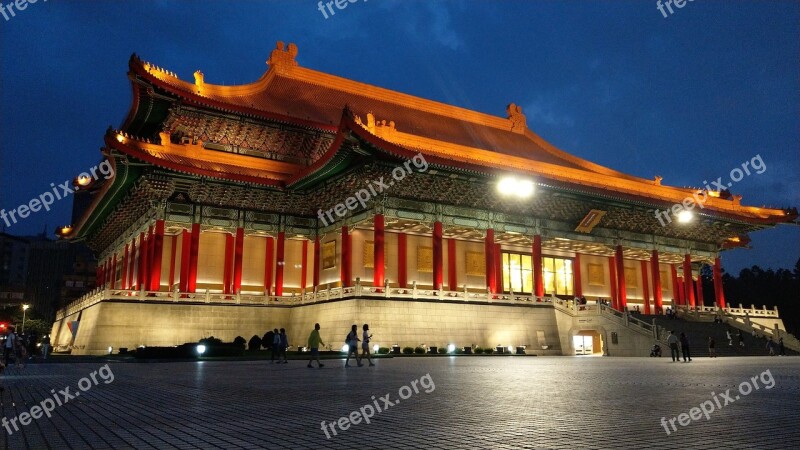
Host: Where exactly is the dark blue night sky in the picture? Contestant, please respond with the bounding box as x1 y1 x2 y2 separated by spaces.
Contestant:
1 0 797 274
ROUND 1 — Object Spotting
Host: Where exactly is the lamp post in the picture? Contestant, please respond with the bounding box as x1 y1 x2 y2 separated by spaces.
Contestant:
22 304 30 334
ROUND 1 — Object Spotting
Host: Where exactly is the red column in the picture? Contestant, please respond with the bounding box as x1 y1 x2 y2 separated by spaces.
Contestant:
696 271 705 307
485 229 496 294
149 220 164 291
398 233 407 288
142 226 152 290
447 239 457 291
128 239 137 290
98 259 103 288
121 243 129 289
339 227 351 287
683 253 695 307
110 255 117 289
374 215 385 289
223 232 234 295
608 256 618 309
494 243 503 293
533 234 543 297
233 228 244 294
615 245 627 310
670 264 681 305
179 229 191 292
137 232 146 290
641 260 651 314
433 221 443 290
651 250 663 313
573 253 582 297
264 236 274 295
313 237 320 288
300 239 308 292
275 231 285 295
713 257 726 308
187 223 200 293
168 234 177 289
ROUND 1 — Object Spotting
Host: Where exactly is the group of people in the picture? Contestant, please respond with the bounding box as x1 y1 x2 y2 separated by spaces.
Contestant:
3 327 50 369
266 328 290 364
666 331 694 362
306 323 375 368
266 323 377 368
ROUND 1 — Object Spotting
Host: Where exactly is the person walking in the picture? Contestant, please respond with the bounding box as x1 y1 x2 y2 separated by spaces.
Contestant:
3 328 16 367
766 338 775 356
738 330 745 348
361 324 375 367
41 334 51 360
726 329 733 346
345 324 362 368
278 328 289 363
667 331 680 362
679 332 692 362
307 324 325 368
778 337 786 356
708 336 716 358
271 328 280 363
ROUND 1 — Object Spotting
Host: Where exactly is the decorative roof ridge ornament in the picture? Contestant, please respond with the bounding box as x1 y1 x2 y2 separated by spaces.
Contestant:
653 176 663 185
506 103 526 134
267 41 299 75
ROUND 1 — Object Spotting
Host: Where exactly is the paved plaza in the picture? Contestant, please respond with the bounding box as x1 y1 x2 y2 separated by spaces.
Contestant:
0 356 798 449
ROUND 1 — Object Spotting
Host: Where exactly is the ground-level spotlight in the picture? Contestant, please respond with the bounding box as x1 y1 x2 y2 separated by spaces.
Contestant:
341 344 349 352
447 344 456 353
196 344 207 355
107 346 113 355
507 345 513 353
373 344 379 353
516 346 526 355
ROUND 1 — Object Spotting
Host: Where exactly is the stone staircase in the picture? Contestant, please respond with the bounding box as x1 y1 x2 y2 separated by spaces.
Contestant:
638 314 798 358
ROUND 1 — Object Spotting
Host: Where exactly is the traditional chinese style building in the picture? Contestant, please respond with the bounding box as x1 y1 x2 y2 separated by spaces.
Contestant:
52 42 797 355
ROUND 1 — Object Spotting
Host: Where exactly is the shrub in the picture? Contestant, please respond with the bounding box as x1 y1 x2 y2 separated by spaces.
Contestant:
199 336 222 346
437 347 447 354
455 348 463 354
402 347 414 354
248 335 262 351
414 347 426 354
233 336 247 349
474 347 484 354
484 348 494 355
378 347 390 354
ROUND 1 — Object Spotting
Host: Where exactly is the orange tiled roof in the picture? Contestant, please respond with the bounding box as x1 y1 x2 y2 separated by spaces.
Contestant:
121 43 795 224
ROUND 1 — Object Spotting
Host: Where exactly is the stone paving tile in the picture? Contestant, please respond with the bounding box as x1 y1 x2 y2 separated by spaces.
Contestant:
0 356 798 449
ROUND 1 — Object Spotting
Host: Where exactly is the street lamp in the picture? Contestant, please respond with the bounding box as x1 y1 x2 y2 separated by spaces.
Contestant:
22 304 30 334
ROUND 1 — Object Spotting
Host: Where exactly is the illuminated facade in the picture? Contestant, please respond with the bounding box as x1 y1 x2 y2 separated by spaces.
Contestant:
52 42 796 355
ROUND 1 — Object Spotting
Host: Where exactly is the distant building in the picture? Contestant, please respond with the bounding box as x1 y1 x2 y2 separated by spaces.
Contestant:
1 232 30 311
0 231 95 321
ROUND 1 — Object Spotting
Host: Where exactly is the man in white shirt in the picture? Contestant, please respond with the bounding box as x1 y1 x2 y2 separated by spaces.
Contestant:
667 331 680 362
3 328 16 366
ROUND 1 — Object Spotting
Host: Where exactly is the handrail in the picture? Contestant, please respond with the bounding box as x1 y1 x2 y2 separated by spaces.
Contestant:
55 283 556 320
